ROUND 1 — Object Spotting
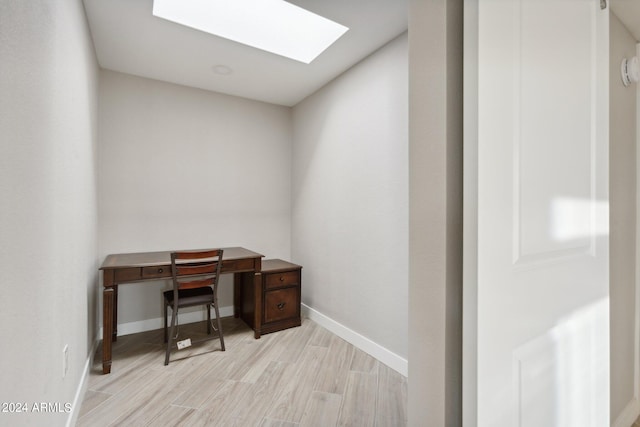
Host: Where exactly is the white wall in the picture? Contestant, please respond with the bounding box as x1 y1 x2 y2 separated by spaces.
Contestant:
0 1 99 426
610 11 639 426
291 34 408 365
98 70 292 329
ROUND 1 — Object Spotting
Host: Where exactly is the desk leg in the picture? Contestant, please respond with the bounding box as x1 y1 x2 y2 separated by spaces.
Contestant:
253 272 262 339
112 285 118 341
102 287 114 374
233 274 241 318
236 271 262 338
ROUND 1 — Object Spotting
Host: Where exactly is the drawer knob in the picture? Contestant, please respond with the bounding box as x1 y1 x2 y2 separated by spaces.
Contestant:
279 276 285 282
158 268 163 274
277 302 286 310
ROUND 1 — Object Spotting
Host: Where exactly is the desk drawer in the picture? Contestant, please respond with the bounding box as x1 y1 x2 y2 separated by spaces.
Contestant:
265 271 299 290
264 288 299 323
114 267 142 282
221 258 255 273
142 266 171 279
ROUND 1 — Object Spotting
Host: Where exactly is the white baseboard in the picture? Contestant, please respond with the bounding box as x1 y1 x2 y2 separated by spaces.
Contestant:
613 397 640 427
99 305 235 338
66 336 100 427
301 303 407 377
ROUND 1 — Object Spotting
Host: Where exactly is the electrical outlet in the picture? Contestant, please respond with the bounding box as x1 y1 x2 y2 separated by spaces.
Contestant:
62 345 69 378
177 338 192 350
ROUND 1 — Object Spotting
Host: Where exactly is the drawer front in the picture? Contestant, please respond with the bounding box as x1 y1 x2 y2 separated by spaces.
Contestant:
142 265 171 279
114 267 142 282
265 271 299 290
221 258 255 274
264 288 299 323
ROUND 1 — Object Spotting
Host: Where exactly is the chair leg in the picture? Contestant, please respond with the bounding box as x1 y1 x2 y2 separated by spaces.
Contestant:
207 304 212 335
213 303 225 351
164 300 168 343
165 305 177 366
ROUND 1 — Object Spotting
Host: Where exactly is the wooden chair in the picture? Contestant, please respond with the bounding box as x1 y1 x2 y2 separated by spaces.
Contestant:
164 249 225 365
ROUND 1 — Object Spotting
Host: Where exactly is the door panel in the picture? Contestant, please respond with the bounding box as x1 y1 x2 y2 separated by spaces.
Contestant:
465 0 609 425
516 0 595 262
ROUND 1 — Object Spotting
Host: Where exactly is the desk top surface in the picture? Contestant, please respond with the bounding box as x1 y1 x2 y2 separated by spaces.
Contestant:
100 247 264 269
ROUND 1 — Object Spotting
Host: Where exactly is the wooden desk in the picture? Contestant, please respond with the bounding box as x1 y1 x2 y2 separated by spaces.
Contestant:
100 247 264 374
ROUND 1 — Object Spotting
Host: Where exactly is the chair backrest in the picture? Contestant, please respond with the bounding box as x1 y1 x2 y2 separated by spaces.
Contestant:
170 249 224 293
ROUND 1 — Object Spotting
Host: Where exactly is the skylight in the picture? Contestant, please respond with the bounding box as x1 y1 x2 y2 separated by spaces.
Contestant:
152 0 349 64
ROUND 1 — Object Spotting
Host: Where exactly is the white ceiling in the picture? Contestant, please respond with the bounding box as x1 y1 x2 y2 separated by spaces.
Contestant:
612 0 640 41
82 0 408 107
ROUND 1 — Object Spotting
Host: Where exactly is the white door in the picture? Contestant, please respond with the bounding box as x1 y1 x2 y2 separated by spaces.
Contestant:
464 0 610 426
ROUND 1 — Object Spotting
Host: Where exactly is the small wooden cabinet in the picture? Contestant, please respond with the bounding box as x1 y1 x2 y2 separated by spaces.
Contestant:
242 259 302 336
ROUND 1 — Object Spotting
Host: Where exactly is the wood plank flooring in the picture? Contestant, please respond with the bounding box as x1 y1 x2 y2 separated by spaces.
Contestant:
78 317 407 427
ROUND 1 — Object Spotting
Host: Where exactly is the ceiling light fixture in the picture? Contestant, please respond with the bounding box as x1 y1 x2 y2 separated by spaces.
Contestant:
212 64 233 75
152 0 349 64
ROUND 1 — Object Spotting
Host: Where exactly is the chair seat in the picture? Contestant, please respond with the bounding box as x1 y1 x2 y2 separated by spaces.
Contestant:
164 287 213 306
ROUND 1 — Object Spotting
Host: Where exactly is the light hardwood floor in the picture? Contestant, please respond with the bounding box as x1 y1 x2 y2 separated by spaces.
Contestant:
78 317 407 426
